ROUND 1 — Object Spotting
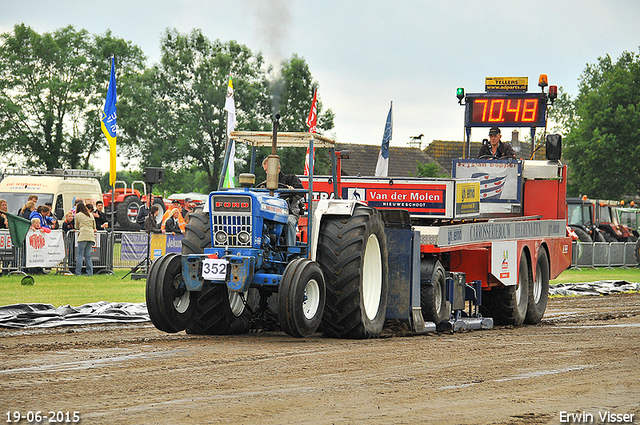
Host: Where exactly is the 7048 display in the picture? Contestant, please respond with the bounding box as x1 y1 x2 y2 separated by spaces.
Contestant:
467 93 546 127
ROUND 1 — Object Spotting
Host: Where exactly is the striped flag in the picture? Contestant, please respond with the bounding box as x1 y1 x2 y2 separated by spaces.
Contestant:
100 57 117 186
304 88 317 176
374 101 392 177
223 77 236 188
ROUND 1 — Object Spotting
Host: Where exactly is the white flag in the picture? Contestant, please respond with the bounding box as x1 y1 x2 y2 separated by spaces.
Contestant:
375 102 393 177
223 77 236 188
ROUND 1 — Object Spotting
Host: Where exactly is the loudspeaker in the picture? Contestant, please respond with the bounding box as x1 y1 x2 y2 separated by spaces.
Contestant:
143 167 164 184
546 134 562 161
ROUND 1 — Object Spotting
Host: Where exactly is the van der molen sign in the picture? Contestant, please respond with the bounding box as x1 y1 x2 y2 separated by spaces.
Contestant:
440 219 565 246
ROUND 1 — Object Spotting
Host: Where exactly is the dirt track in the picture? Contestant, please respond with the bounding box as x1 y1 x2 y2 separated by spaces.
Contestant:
1 293 639 425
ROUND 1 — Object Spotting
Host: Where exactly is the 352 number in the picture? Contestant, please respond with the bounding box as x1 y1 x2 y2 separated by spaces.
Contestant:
203 261 226 275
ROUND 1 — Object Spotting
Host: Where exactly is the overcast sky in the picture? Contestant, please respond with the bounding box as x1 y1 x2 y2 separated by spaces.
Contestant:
2 0 640 172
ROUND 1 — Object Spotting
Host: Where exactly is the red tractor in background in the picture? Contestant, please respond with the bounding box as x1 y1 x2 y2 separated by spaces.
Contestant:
567 197 606 242
102 180 166 229
594 199 637 242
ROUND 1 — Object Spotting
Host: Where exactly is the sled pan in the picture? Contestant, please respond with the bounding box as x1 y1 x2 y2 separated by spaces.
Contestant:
230 131 336 148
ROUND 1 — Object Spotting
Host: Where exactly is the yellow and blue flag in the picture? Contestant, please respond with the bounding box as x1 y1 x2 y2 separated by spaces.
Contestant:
101 57 117 186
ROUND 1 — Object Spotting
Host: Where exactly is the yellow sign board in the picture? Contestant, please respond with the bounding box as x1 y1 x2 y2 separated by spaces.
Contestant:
455 182 480 215
485 77 528 92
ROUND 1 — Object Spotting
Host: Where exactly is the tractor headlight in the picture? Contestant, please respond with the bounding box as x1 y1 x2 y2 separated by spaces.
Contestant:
237 231 250 244
215 230 228 245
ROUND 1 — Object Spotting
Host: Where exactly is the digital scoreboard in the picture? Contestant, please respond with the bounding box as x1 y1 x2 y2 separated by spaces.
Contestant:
464 93 547 128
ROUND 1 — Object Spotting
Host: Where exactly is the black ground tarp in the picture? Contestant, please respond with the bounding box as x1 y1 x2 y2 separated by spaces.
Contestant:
0 301 149 329
0 281 637 329
549 280 640 297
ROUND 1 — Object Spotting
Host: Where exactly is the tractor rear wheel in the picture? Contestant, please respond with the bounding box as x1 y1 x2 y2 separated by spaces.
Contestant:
316 205 388 339
525 248 549 324
146 253 197 333
183 212 253 335
570 226 592 242
481 250 530 325
277 258 326 338
116 195 141 229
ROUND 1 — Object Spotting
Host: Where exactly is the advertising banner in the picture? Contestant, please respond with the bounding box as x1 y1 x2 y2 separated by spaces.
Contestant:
26 229 65 267
120 233 183 261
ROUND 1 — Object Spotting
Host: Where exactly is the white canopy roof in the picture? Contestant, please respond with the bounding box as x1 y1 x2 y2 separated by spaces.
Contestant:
230 131 336 148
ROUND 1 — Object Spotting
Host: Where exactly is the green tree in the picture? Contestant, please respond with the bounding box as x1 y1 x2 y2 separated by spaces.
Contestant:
122 31 335 191
0 24 146 170
415 161 447 178
563 50 640 198
120 29 271 192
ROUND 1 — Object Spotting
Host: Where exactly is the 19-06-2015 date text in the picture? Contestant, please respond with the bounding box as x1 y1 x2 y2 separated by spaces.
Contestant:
6 411 80 423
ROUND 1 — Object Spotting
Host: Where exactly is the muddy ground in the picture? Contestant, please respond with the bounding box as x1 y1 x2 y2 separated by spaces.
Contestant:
1 293 639 425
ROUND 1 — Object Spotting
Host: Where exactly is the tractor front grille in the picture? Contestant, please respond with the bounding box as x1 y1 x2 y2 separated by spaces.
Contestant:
211 213 252 247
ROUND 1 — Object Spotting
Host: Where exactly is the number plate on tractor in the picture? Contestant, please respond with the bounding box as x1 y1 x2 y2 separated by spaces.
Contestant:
202 258 228 281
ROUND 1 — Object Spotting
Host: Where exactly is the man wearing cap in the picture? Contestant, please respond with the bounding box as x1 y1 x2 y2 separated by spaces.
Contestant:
181 198 194 223
161 199 186 233
478 127 516 159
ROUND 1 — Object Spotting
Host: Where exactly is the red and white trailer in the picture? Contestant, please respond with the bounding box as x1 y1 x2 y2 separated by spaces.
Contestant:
299 77 571 331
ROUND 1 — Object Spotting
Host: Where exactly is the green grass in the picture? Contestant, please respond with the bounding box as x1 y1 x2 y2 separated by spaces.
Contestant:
550 267 640 285
0 266 638 308
0 270 146 307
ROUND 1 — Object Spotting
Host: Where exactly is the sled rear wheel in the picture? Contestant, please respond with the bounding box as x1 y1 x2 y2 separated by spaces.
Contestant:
525 248 549 324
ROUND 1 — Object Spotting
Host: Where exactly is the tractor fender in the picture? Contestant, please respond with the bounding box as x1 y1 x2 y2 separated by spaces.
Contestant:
309 199 363 261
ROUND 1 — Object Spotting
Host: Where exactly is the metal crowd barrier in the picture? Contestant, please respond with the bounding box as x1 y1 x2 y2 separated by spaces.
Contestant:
570 241 638 270
65 230 114 274
0 229 163 275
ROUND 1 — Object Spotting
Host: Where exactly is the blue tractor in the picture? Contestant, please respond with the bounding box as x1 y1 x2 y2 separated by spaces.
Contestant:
145 128 391 338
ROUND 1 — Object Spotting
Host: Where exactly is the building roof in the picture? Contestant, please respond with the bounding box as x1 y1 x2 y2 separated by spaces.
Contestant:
424 139 548 174
335 143 445 177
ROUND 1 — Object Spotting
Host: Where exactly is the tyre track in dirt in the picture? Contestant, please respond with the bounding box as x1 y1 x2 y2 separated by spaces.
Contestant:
0 293 639 424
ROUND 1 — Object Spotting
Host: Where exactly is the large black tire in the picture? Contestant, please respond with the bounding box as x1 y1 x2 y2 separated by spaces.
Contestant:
525 248 549 324
277 258 326 338
146 253 197 333
481 250 529 326
316 205 388 339
183 212 252 335
594 230 606 242
420 260 449 324
570 226 592 242
116 195 142 229
635 238 640 265
152 198 166 225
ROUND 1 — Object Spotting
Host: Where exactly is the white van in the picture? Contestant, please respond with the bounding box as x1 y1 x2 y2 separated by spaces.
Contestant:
0 168 103 220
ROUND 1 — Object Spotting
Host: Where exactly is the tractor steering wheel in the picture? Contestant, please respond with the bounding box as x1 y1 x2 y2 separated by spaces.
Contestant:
256 180 289 189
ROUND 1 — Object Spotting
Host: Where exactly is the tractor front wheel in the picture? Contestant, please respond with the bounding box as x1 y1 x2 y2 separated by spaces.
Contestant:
278 258 326 338
146 253 197 333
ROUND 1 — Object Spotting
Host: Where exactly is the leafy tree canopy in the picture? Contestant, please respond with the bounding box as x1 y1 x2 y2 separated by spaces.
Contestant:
0 26 334 196
0 24 146 170
562 50 640 199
